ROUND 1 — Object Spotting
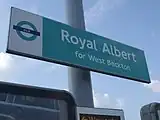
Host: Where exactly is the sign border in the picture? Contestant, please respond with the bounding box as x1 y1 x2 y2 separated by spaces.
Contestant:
76 107 125 120
6 7 151 84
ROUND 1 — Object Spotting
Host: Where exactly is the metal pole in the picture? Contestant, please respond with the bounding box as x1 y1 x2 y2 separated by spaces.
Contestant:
65 0 94 107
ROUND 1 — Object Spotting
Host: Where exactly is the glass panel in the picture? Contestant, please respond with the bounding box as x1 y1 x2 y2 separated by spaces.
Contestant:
158 110 160 120
0 93 68 120
0 93 6 101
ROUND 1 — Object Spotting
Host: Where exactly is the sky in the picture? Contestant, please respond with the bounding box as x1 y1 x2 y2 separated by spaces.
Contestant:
0 0 160 120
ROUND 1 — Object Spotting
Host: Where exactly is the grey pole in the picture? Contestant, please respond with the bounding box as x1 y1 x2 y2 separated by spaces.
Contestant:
65 0 94 107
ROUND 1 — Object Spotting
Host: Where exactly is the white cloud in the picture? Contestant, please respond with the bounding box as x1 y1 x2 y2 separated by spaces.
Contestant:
0 52 62 83
0 52 16 81
116 98 125 109
144 80 160 92
62 89 124 108
84 0 126 25
93 90 124 109
93 92 110 108
0 52 13 71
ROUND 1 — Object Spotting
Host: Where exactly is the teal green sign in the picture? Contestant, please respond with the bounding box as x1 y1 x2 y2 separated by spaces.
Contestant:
8 7 150 83
43 19 150 83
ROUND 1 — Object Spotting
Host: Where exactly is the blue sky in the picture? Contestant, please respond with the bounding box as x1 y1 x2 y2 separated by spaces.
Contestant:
0 0 160 120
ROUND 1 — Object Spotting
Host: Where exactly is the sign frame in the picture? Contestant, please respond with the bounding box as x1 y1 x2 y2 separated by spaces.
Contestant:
6 7 150 84
0 81 76 120
76 107 125 120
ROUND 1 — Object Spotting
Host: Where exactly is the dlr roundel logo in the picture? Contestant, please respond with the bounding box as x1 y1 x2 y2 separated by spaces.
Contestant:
13 21 40 41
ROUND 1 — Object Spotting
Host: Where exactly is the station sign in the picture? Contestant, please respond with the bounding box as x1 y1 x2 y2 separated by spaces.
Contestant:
7 7 150 83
